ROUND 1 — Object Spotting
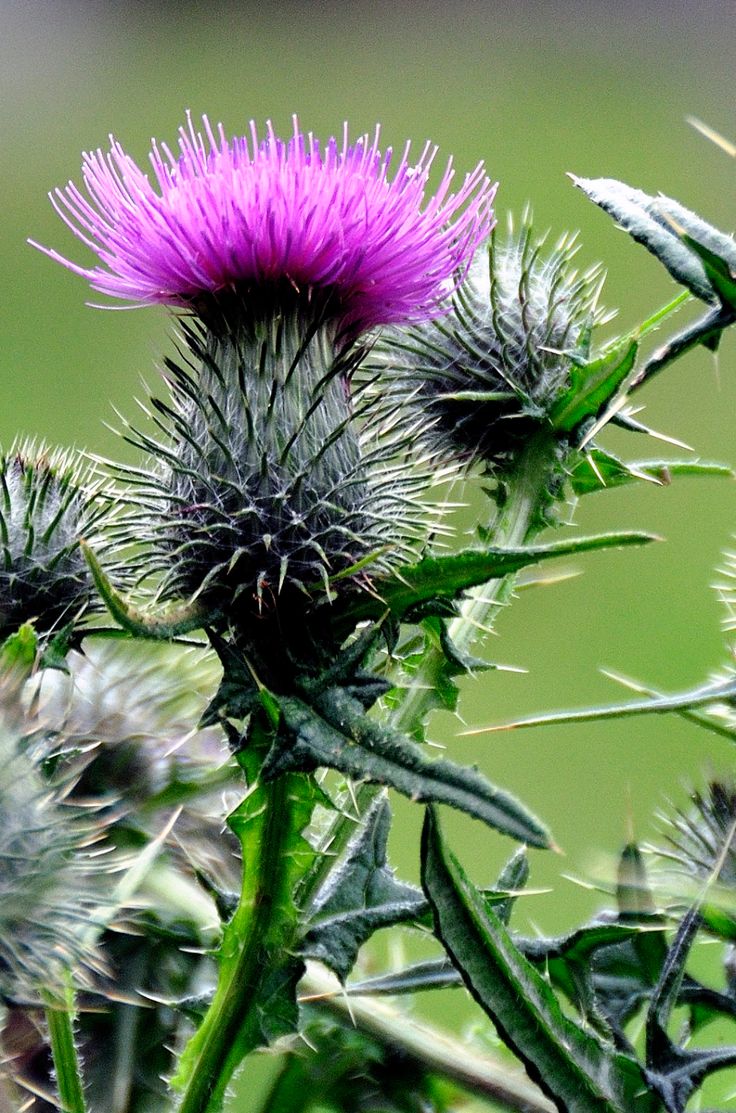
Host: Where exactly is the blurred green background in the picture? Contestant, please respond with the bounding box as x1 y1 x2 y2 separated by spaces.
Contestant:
4 1 736 1106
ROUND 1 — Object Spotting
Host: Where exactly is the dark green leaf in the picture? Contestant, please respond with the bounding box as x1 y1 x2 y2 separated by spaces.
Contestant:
300 795 426 980
494 847 529 925
633 305 734 390
347 959 459 997
421 807 660 1113
345 923 644 1006
268 689 552 847
646 909 701 1067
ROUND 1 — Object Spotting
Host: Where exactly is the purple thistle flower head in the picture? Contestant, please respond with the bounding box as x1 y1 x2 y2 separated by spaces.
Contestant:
32 114 496 339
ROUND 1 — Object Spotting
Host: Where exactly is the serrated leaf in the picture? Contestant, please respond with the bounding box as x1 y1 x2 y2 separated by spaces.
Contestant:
550 335 638 433
268 689 552 847
340 532 659 627
569 450 732 496
421 807 661 1113
571 176 736 304
300 795 426 980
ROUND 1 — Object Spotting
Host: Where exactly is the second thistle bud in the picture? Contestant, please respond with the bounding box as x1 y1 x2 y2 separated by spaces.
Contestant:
367 218 609 473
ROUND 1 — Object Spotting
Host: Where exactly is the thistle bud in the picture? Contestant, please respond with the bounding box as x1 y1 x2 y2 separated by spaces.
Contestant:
655 779 736 890
0 439 113 639
0 675 109 1000
366 218 609 472
113 308 434 653
32 638 227 802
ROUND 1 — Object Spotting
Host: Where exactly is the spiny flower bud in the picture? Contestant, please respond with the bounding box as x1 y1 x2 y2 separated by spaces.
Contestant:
113 308 434 642
0 675 109 999
31 639 227 803
366 217 609 471
32 113 496 342
0 439 113 639
654 780 736 890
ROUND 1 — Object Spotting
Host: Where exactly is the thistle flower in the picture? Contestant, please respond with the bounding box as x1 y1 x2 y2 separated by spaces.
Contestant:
0 675 109 999
0 439 113 639
366 218 608 470
33 114 496 340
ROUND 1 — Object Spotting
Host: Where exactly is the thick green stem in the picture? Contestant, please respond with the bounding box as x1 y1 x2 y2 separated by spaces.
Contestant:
44 986 87 1113
392 430 559 735
175 720 294 1113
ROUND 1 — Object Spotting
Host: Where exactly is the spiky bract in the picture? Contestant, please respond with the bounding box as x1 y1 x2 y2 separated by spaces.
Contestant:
0 439 112 638
112 306 432 648
365 219 607 470
0 676 108 998
655 780 736 889
33 114 496 339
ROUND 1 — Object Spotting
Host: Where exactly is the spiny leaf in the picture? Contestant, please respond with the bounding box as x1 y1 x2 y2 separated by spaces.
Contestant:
345 923 643 1006
462 673 736 738
421 807 661 1113
569 450 732 497
340 531 659 626
644 907 736 1111
300 795 426 980
633 305 734 390
267 689 552 847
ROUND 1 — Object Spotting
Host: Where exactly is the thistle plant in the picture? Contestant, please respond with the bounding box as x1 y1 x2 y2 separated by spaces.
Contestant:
4 111 736 1113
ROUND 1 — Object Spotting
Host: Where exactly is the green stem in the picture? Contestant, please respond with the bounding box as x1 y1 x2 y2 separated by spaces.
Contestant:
393 430 559 735
44 985 87 1113
175 720 293 1113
